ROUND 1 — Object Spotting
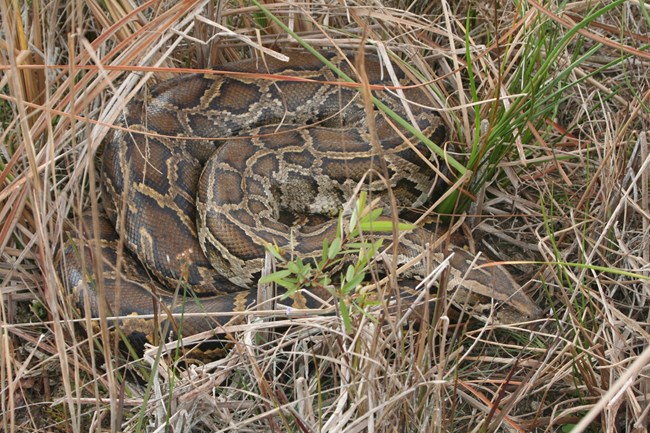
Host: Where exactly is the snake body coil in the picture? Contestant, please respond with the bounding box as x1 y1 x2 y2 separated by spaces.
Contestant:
58 51 542 347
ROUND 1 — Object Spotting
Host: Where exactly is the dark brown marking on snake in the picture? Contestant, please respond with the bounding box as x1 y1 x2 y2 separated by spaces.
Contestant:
248 152 279 178
150 75 213 110
283 148 314 169
211 79 265 115
203 170 243 205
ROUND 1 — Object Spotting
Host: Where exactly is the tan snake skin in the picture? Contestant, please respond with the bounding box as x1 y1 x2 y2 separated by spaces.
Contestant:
58 52 542 348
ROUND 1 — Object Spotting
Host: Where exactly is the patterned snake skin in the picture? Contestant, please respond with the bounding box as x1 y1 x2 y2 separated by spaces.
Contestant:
57 51 542 348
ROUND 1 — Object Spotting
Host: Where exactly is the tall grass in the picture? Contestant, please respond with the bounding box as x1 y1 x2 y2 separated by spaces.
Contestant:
1 1 648 432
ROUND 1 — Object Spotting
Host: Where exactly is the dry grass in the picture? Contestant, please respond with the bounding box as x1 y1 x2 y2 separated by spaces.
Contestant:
1 0 649 432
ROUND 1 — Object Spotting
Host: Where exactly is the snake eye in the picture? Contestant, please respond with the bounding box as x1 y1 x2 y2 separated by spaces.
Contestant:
492 301 505 312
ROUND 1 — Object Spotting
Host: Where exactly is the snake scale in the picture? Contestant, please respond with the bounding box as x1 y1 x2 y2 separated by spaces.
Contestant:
58 51 542 348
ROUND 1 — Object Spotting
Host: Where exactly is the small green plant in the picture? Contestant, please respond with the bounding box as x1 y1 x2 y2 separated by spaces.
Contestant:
260 192 413 333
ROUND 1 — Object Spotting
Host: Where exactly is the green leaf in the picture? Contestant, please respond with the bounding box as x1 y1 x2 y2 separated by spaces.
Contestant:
265 243 285 261
342 272 365 294
357 191 368 211
300 262 312 278
275 279 298 291
345 264 355 282
259 270 293 284
287 260 302 275
328 237 342 260
321 238 330 261
365 207 384 222
359 220 414 232
339 298 352 334
349 205 359 231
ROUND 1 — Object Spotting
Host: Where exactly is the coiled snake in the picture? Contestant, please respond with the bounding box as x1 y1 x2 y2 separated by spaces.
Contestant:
58 51 542 348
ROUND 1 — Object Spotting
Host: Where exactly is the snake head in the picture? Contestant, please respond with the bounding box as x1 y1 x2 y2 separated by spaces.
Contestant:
444 247 544 325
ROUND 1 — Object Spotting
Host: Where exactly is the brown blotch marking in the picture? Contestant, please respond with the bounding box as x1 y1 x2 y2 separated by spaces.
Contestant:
129 191 213 287
391 177 424 207
172 156 201 199
253 127 304 151
126 136 171 189
229 207 257 228
217 140 257 172
144 109 185 135
185 112 226 137
245 177 267 197
174 76 214 108
250 153 279 178
311 128 370 154
210 79 264 114
268 81 324 111
216 218 266 260
184 138 219 164
283 148 314 169
319 155 373 182
258 216 288 234
391 145 421 165
295 222 339 256
202 170 244 205
150 75 212 109
246 198 271 217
